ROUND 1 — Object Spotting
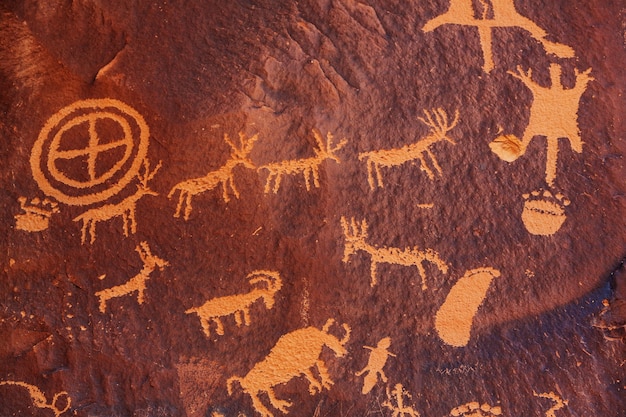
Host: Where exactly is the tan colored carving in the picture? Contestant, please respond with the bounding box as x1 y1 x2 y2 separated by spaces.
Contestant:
341 217 448 289
534 391 568 417
359 109 459 189
0 380 71 417
435 267 501 347
186 270 282 337
521 189 570 236
423 0 574 72
355 337 396 395
30 98 150 206
450 401 502 416
259 130 347 193
227 319 351 417
95 241 169 313
14 197 59 232
169 132 259 220
73 159 161 244
382 383 420 417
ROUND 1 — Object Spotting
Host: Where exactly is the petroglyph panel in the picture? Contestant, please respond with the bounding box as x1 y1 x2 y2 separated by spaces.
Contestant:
0 381 71 417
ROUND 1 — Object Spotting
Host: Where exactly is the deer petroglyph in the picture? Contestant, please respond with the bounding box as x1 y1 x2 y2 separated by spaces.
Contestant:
359 109 459 189
227 319 351 417
186 270 282 337
341 217 448 289
0 380 71 417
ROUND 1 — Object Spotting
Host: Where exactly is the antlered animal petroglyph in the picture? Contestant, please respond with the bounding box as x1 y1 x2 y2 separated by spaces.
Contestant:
259 129 347 193
449 401 502 416
423 0 574 72
14 197 59 232
341 217 448 289
95 241 169 313
73 159 161 244
185 270 282 337
359 109 459 189
169 132 259 219
227 319 351 417
0 380 71 417
383 383 421 417
534 391 568 417
355 337 395 395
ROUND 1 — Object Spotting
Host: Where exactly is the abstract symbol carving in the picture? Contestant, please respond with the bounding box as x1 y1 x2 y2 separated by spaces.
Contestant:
435 267 501 347
0 380 71 417
185 270 282 337
521 189 570 236
169 132 259 220
355 337 395 395
534 391 568 417
14 197 59 232
449 401 502 416
341 217 448 289
359 109 459 189
382 383 421 417
259 130 347 193
30 98 150 206
73 159 161 244
95 241 169 313
227 319 351 417
423 0 575 72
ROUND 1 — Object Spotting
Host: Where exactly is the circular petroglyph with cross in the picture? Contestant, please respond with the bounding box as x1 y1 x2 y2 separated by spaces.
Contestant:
30 98 150 206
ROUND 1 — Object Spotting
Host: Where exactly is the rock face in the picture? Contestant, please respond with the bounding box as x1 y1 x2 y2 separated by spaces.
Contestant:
0 1 624 416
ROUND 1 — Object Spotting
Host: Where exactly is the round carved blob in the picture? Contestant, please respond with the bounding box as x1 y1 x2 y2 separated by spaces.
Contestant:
30 98 150 206
521 189 570 236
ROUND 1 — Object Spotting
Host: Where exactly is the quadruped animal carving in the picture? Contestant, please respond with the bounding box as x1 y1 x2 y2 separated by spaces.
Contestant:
0 380 71 417
73 159 161 244
355 337 396 395
359 109 459 189
95 241 169 313
341 217 448 289
382 383 421 417
185 270 282 337
227 319 351 417
259 129 347 193
169 132 259 220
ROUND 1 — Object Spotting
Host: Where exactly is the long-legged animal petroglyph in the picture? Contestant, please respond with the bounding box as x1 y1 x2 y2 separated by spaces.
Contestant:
359 108 459 189
168 132 259 220
259 129 347 193
227 319 351 417
383 383 421 417
0 380 71 417
95 241 169 313
73 159 161 244
341 217 448 289
186 270 282 337
355 337 395 395
534 391 568 417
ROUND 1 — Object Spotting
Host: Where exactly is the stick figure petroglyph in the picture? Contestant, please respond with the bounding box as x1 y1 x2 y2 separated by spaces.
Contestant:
341 217 448 289
382 383 420 417
168 132 259 220
534 391 568 417
359 109 459 189
355 337 396 395
0 380 71 417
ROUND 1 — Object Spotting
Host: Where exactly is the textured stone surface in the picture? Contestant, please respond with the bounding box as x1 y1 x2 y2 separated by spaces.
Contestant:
0 1 624 416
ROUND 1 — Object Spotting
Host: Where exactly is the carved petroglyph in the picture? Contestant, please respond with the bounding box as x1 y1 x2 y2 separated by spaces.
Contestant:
355 337 395 395
534 392 568 417
95 241 169 313
521 189 570 236
30 98 150 206
227 319 351 417
382 383 420 417
359 109 459 189
449 401 502 416
423 0 575 72
341 217 448 289
169 132 259 219
186 270 282 337
259 130 347 193
73 159 161 244
14 197 59 232
435 267 501 347
0 380 71 417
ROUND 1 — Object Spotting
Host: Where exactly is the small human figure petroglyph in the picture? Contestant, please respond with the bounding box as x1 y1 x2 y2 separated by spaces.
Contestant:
73 159 162 244
14 197 59 232
0 380 71 417
185 270 282 337
423 0 575 72
341 217 448 289
355 337 395 394
534 391 568 417
449 401 502 416
95 241 169 313
168 132 259 220
359 108 459 189
227 319 351 417
259 129 347 193
382 383 421 417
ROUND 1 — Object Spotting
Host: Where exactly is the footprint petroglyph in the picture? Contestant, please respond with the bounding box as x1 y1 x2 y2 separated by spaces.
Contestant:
341 217 448 289
185 270 282 337
521 189 570 236
435 267 501 347
382 383 421 417
14 196 59 232
0 380 71 417
449 401 502 416
355 337 396 395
